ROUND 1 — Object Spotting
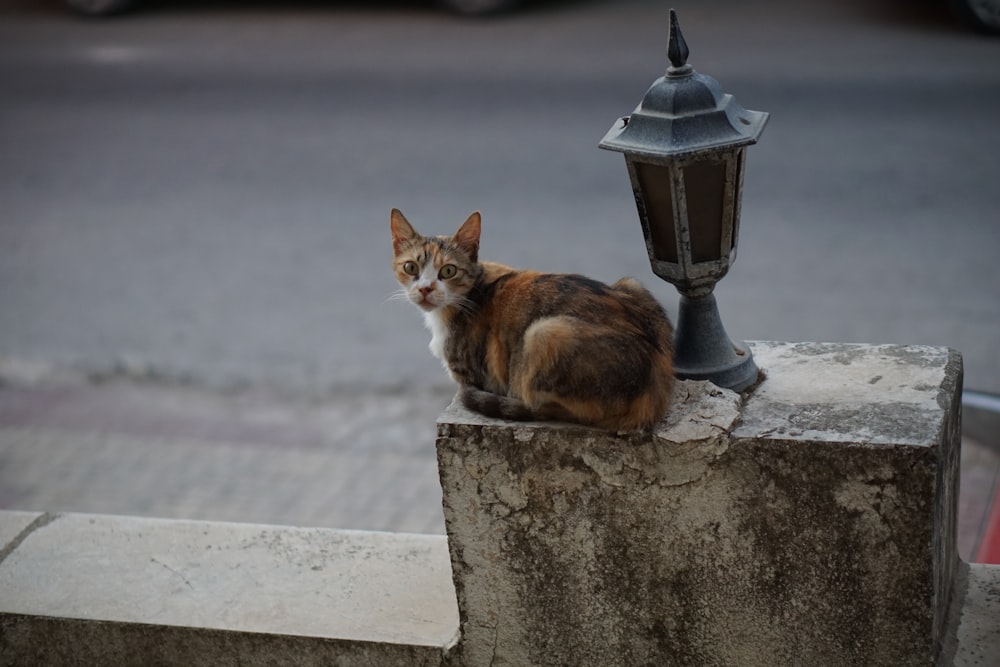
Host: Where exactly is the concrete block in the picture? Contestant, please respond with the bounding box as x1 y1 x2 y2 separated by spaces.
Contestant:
0 513 459 666
952 563 1000 666
436 342 962 667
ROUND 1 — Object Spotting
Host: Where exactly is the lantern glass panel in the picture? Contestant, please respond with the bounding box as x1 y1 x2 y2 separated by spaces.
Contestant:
682 160 727 264
731 151 743 253
634 161 678 264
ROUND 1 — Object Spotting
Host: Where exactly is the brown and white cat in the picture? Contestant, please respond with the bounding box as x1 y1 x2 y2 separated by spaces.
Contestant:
390 208 675 431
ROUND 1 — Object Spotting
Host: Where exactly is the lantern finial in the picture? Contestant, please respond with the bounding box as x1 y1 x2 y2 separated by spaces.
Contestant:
667 9 690 74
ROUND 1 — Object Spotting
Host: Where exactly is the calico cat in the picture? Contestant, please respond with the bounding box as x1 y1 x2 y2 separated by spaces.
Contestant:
389 208 675 431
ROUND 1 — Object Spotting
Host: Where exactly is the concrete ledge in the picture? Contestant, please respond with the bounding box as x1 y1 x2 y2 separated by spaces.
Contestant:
0 511 458 666
436 341 963 666
953 563 1000 666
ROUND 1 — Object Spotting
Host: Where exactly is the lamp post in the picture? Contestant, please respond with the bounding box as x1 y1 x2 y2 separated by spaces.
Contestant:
599 9 768 392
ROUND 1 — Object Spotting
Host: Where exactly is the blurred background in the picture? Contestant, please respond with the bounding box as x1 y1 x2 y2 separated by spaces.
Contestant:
1 0 999 547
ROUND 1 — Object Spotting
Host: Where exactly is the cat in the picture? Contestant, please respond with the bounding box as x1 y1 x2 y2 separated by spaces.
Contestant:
389 208 675 431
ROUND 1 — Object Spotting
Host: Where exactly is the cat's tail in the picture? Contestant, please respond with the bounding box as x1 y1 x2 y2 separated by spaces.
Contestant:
459 386 544 423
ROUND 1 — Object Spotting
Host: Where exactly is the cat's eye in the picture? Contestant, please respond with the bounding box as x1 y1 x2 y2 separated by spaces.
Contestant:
438 264 457 280
402 261 419 276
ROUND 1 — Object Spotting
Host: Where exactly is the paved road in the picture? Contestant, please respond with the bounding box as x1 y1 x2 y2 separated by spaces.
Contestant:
2 0 999 394
1 0 999 536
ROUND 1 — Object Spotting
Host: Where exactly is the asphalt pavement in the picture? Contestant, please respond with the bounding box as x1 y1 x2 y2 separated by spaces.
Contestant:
1 0 999 553
1 0 998 394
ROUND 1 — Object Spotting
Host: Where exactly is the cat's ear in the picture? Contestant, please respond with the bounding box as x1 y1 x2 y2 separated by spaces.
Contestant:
390 208 417 256
453 211 481 262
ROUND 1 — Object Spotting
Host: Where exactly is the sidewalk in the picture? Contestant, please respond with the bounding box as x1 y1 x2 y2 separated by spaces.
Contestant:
1 375 998 562
0 376 453 535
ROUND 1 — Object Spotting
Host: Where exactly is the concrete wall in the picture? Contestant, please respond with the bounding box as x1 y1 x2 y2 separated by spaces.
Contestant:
0 512 458 666
3 341 998 665
437 342 963 666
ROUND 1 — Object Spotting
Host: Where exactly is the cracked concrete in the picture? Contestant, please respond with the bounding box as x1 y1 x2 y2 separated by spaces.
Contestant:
0 511 59 567
437 342 963 666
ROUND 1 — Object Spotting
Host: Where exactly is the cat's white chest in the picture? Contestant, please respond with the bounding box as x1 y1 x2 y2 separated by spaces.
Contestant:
423 310 449 362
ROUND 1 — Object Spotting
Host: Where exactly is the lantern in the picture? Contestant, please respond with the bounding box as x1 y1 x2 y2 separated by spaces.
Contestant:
599 9 768 391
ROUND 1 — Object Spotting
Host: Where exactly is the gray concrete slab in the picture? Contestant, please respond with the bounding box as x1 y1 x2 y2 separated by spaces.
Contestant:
954 564 1000 667
0 512 459 647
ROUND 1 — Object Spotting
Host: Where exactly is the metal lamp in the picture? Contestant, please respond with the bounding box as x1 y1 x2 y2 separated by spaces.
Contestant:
599 9 768 392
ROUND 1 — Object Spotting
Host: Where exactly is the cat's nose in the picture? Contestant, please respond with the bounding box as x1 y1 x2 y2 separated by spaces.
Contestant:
418 286 435 296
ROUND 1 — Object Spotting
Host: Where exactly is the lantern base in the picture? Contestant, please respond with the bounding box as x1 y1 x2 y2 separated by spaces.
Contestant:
673 292 758 392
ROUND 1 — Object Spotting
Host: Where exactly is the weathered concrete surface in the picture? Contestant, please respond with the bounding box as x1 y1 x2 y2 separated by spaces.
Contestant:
735 342 964 658
0 511 39 558
436 341 963 666
0 512 458 666
953 563 1000 666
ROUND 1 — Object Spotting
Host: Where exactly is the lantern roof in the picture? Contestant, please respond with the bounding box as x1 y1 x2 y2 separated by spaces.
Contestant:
599 9 768 161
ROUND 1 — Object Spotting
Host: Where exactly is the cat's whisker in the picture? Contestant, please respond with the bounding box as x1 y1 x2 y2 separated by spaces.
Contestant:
383 289 413 306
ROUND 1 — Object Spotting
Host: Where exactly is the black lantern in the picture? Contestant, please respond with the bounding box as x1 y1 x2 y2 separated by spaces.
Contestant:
599 9 768 392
